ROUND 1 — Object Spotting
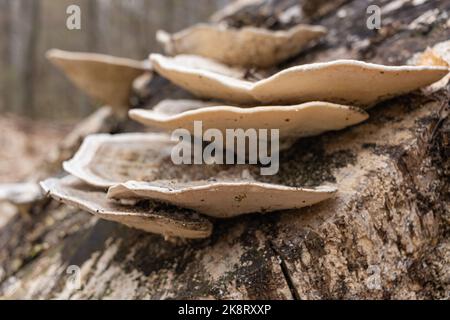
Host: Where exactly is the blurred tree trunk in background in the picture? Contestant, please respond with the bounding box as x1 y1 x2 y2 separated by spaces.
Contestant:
3 0 40 116
0 0 229 120
0 0 449 300
0 1 10 113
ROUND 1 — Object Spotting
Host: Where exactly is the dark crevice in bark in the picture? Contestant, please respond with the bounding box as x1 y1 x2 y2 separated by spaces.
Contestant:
269 240 300 300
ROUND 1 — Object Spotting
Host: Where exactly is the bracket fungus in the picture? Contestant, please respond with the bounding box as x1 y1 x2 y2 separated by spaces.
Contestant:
149 99 219 115
250 60 450 106
169 54 247 79
108 180 336 218
0 182 43 205
414 41 450 90
38 19 450 240
129 101 369 140
150 54 449 107
63 133 176 188
62 132 260 188
132 72 154 102
150 54 256 104
40 176 213 239
46 49 151 110
415 40 450 68
0 182 44 216
157 23 327 68
59 131 336 219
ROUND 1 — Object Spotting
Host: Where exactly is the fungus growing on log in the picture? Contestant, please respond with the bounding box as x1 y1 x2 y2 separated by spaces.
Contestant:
151 54 449 107
129 101 368 140
0 182 44 216
63 133 176 188
59 131 336 219
149 99 219 115
251 60 449 106
108 180 336 218
150 54 255 104
37 12 449 239
157 23 326 68
40 176 213 239
46 49 151 110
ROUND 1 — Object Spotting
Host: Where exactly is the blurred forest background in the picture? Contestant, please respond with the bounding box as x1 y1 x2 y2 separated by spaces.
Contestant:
0 0 229 183
0 0 230 121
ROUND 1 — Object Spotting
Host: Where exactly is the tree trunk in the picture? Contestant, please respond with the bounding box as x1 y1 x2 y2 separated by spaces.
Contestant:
8 0 40 117
0 0 11 112
0 0 449 299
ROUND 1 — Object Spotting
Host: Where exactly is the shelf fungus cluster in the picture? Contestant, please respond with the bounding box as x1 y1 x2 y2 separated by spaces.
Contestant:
41 22 449 239
46 49 151 112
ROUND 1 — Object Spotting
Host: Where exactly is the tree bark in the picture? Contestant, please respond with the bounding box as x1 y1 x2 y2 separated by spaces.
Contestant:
0 0 449 299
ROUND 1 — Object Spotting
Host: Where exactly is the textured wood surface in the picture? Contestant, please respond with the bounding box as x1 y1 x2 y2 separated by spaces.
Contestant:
0 0 449 299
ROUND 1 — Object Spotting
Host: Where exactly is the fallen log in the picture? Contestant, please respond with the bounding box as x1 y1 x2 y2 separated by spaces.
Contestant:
0 0 448 299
